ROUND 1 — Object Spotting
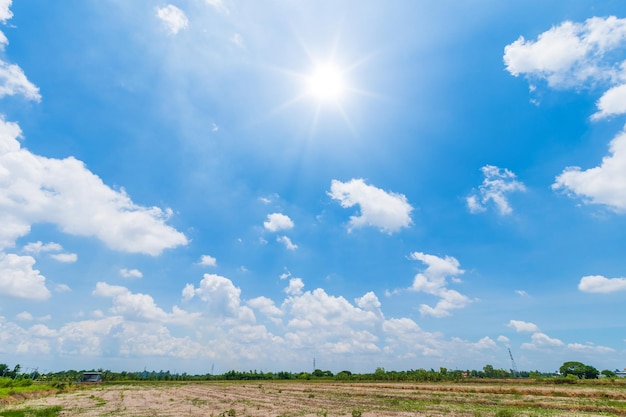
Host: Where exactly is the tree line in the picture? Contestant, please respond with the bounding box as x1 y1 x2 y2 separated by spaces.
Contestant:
0 361 619 383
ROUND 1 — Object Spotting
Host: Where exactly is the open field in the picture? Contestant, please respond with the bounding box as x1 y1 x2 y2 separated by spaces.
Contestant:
2 380 626 417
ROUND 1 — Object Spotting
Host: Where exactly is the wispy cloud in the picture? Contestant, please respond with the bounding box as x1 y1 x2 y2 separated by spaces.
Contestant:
277 235 298 251
120 268 143 279
156 5 189 35
467 165 525 215
50 253 77 263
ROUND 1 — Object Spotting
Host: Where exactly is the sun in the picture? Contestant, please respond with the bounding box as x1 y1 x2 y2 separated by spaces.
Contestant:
306 64 345 102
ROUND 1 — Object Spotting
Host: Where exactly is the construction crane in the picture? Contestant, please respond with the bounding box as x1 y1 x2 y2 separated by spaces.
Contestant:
508 347 519 377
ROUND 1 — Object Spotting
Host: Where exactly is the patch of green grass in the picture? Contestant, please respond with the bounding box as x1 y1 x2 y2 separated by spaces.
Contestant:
88 394 107 406
191 397 208 406
0 405 62 417
494 409 516 417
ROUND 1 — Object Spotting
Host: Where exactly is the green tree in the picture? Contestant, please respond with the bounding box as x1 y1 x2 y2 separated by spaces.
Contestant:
601 369 616 378
559 361 599 379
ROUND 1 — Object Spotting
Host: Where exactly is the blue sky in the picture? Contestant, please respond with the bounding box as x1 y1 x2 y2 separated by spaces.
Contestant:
1 0 626 375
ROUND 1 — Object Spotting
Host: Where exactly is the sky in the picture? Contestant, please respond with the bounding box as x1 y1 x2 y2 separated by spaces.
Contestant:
1 0 626 375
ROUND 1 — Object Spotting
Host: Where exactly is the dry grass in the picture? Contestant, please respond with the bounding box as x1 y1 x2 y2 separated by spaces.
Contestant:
1 380 625 416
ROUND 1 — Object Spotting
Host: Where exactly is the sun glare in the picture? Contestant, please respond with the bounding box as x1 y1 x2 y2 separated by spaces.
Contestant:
307 64 345 101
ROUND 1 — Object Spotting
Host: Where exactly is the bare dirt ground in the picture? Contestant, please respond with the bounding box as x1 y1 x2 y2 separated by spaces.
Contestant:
2 380 626 417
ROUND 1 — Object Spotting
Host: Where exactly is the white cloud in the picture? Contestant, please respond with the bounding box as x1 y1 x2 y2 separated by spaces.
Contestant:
507 319 540 333
467 165 525 215
263 213 294 232
497 335 510 344
93 282 198 324
474 336 497 350
0 117 188 255
120 268 143 279
282 288 380 353
515 290 529 297
230 33 244 48
284 277 304 296
553 128 626 211
55 283 71 293
521 332 564 349
156 5 189 35
567 342 615 354
277 235 298 251
184 274 251 320
578 275 626 293
504 16 626 88
0 60 41 102
0 252 50 300
355 291 383 317
328 178 413 233
204 0 229 15
247 296 283 324
16 311 33 321
0 0 13 23
198 254 217 267
50 252 77 263
408 252 470 317
592 83 626 119
22 241 62 254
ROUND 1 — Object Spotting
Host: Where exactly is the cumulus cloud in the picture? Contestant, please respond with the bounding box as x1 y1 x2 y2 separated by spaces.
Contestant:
16 311 33 321
277 235 298 251
263 213 294 232
93 282 198 324
0 117 188 255
328 178 413 233
283 287 381 354
0 61 41 102
506 18 626 213
578 275 626 293
284 277 304 296
198 254 217 267
183 274 253 321
247 296 283 324
408 252 471 317
0 252 50 299
0 0 12 23
521 332 564 350
120 268 143 279
507 319 540 333
156 5 188 35
553 128 626 211
592 83 626 120
467 165 526 215
504 16 626 88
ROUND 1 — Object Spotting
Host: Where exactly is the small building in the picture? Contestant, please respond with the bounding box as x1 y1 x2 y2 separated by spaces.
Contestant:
81 372 103 383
